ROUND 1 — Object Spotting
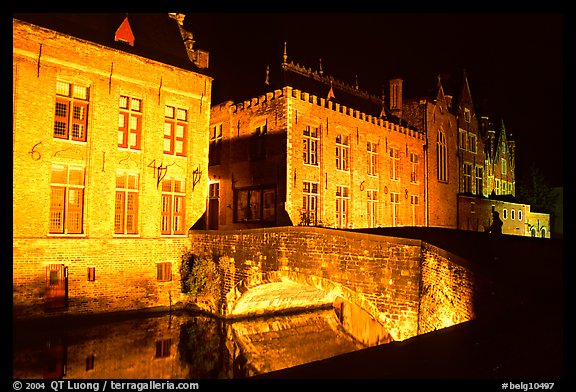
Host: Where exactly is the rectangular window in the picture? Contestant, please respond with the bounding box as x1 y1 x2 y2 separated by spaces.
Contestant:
336 134 349 171
464 108 471 123
164 105 187 156
389 147 399 180
390 192 400 227
118 96 142 150
463 163 472 193
87 267 96 282
367 142 378 176
235 187 276 223
155 339 172 358
250 124 267 161
161 178 186 235
209 123 223 166
501 158 507 175
115 172 139 235
475 166 484 195
410 152 418 183
302 181 319 225
49 164 85 234
303 126 319 166
54 81 89 142
335 185 349 228
459 130 467 150
468 134 477 153
367 189 378 228
495 179 500 195
410 195 420 226
156 262 172 282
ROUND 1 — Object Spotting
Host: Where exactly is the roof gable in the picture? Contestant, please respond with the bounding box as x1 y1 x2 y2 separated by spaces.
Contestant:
114 16 134 46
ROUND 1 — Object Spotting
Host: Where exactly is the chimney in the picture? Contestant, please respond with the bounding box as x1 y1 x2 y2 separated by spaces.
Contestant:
389 78 403 118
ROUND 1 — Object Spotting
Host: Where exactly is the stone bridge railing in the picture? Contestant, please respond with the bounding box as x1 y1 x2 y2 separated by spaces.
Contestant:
188 226 480 341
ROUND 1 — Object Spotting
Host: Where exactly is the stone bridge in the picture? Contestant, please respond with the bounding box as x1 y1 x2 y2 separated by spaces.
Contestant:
187 226 488 342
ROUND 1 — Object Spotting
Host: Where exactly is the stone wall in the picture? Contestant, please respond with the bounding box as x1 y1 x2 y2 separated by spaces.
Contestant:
190 226 424 341
188 226 483 341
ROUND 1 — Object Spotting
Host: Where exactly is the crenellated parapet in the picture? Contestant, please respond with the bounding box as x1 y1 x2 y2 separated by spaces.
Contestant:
226 86 425 141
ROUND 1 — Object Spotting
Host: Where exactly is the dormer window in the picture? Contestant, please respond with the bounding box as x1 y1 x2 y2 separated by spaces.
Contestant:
115 16 134 46
464 108 471 123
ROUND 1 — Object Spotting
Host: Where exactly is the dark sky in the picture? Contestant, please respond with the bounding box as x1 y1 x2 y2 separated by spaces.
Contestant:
184 13 564 187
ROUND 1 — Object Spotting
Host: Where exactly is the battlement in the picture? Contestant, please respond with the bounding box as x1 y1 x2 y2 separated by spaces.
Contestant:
226 86 424 141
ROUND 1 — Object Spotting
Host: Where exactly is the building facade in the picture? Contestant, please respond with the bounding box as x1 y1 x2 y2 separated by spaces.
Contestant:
13 13 212 319
207 57 427 231
208 52 549 236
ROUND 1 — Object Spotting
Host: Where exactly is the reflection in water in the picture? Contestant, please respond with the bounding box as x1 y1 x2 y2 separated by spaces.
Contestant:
14 298 391 379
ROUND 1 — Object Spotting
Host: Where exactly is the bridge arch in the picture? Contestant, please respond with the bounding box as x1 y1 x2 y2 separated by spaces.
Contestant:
225 270 402 341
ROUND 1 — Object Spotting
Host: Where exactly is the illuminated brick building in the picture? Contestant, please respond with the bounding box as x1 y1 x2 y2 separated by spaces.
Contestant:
206 46 426 230
206 45 549 236
12 13 212 318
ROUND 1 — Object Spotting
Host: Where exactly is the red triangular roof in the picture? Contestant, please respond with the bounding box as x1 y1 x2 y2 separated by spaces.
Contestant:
115 16 134 46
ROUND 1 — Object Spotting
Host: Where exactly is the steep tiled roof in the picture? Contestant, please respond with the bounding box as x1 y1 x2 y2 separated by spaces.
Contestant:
13 13 208 74
277 61 409 128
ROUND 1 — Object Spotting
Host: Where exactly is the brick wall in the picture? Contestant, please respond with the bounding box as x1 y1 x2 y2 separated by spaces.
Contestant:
190 227 423 340
13 19 211 320
13 238 190 319
209 86 427 231
188 226 481 341
419 243 476 334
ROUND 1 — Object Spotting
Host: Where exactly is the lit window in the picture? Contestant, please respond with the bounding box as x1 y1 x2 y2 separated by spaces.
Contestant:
54 81 89 142
161 178 186 235
409 152 418 183
302 182 319 225
303 126 320 166
335 185 349 228
49 164 85 234
164 105 187 156
118 96 142 150
336 134 349 171
389 147 399 180
367 189 378 228
115 172 139 235
367 142 378 176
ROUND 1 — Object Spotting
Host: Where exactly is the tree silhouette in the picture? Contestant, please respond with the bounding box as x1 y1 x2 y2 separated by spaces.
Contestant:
516 162 557 215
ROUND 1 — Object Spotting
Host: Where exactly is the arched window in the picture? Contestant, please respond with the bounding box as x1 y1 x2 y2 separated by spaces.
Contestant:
436 131 447 182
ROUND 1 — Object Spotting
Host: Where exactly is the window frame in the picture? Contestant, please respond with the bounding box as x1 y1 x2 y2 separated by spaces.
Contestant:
335 134 350 171
53 81 89 142
164 105 188 156
161 178 186 235
49 164 85 235
118 95 142 150
303 126 320 166
367 141 379 177
115 171 139 235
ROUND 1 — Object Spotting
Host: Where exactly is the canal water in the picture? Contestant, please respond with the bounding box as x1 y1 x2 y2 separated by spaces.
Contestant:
13 299 393 379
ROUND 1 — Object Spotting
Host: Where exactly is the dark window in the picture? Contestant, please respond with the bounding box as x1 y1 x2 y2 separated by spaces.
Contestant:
156 262 172 282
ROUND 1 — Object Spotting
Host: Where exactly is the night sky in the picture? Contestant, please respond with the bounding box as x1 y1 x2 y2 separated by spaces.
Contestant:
184 12 564 187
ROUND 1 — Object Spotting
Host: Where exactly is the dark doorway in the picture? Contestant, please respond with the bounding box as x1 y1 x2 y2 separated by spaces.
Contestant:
45 264 68 310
